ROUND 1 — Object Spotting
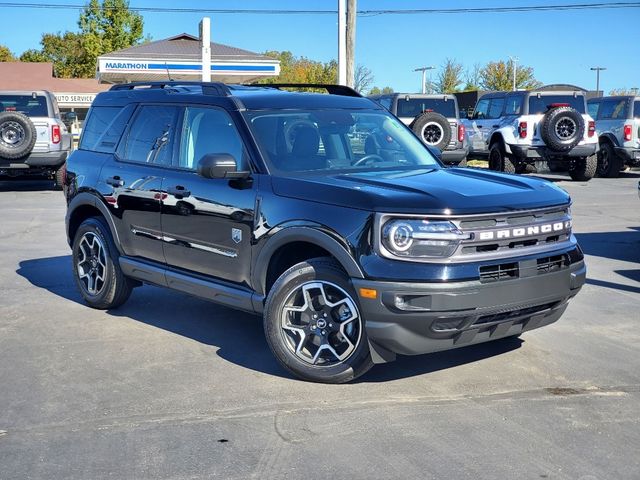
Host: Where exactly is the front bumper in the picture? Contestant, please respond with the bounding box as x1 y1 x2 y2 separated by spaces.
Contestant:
0 151 68 170
614 146 640 165
508 143 598 160
353 259 585 363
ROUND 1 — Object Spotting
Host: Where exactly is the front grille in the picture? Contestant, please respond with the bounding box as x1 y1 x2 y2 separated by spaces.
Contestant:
473 302 557 326
537 255 569 274
479 262 519 283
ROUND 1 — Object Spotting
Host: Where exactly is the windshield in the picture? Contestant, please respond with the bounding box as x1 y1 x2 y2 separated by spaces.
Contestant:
243 109 440 174
396 98 457 118
528 95 586 114
0 95 48 117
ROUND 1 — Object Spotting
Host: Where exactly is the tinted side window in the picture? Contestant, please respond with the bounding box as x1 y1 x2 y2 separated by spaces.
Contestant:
487 97 505 119
79 105 135 154
587 101 600 119
504 95 523 115
599 99 627 119
473 98 490 119
178 107 246 170
634 101 640 118
121 105 179 165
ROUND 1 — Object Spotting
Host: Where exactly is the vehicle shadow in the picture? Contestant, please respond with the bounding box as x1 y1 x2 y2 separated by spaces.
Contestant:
0 178 57 191
17 255 525 383
575 227 640 263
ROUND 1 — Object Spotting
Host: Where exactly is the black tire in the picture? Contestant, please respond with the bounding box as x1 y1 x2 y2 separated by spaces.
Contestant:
596 142 622 178
411 112 451 150
264 257 373 383
488 142 516 174
568 155 597 181
71 217 134 309
457 157 467 168
54 164 65 191
0 111 37 159
540 107 585 152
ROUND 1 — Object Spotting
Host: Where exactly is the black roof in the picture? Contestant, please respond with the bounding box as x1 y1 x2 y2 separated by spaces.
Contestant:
92 82 383 111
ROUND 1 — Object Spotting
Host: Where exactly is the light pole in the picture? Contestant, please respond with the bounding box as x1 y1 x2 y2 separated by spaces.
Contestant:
414 66 435 94
509 56 519 91
590 67 606 97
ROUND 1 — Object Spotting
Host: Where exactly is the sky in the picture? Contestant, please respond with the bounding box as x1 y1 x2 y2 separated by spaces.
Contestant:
0 0 638 94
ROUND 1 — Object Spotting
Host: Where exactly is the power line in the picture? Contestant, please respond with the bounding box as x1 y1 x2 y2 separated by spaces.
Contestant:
0 2 639 15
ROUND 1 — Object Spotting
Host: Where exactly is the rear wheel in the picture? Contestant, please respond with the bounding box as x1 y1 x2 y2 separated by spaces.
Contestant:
264 257 373 383
488 142 516 174
54 165 65 190
596 142 622 178
72 217 134 309
568 155 597 181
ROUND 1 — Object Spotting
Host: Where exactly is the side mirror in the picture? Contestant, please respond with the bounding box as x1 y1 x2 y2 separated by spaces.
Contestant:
425 144 442 161
197 153 250 179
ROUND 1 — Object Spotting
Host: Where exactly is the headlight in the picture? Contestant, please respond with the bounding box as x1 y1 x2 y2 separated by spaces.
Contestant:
381 219 470 258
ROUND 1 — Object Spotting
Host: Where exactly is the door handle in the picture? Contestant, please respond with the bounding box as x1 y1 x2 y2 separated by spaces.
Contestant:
106 176 124 187
167 185 191 198
476 125 483 128
492 124 499 128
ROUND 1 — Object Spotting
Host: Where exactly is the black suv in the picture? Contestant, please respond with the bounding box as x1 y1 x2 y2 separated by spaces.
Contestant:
65 82 586 383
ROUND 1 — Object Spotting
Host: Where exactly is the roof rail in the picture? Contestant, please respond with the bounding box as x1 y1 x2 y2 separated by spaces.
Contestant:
252 83 362 97
109 81 231 96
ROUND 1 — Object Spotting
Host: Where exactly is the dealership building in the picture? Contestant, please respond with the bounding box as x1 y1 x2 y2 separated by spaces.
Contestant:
0 29 279 134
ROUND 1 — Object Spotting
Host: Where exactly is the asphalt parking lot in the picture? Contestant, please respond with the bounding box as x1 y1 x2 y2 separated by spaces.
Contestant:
1 171 639 480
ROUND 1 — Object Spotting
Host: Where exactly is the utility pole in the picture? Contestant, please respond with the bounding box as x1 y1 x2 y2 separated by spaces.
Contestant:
338 0 347 85
199 17 211 82
509 56 518 91
346 0 356 88
590 67 606 97
414 66 434 94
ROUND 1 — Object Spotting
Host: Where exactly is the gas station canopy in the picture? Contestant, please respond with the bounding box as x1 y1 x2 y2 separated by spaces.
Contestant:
97 33 280 84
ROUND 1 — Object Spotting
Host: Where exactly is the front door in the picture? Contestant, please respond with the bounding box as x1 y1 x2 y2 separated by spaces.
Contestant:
160 106 257 287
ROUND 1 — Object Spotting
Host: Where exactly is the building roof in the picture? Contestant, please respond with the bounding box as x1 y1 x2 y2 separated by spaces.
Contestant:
0 62 110 93
104 33 270 62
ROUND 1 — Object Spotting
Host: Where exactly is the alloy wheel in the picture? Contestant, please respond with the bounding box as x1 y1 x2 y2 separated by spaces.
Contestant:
421 122 444 145
0 121 25 148
555 117 577 140
76 232 107 295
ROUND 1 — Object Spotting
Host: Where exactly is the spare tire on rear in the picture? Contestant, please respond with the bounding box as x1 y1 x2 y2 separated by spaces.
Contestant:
0 111 37 160
539 106 584 152
411 111 451 150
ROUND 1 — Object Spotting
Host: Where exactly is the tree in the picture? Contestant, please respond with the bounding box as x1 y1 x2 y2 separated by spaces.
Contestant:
609 87 639 96
354 65 374 93
463 63 482 91
259 51 337 84
0 44 16 62
19 0 144 78
369 86 394 95
436 58 464 93
479 59 541 91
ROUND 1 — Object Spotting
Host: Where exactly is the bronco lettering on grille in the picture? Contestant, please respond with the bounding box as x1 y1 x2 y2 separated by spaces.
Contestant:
476 221 571 241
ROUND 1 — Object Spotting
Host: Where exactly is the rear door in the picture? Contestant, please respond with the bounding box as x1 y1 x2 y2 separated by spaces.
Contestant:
467 97 491 153
160 105 257 287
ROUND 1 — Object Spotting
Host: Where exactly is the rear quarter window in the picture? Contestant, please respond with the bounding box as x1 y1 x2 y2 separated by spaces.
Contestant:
634 101 640 118
0 95 48 117
79 105 135 154
599 99 628 120
528 95 586 114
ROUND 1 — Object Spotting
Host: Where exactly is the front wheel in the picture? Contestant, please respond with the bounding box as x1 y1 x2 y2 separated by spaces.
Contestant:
263 257 373 383
488 142 516 174
569 155 597 181
72 217 134 309
596 142 622 178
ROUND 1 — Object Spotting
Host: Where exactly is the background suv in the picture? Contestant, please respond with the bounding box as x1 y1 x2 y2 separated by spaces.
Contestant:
463 87 599 181
368 93 468 165
64 82 585 383
0 90 72 188
587 95 640 177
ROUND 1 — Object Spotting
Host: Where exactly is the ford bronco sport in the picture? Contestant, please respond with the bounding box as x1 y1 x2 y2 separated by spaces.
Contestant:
463 87 599 181
587 95 640 177
64 82 586 383
368 93 468 166
0 90 72 188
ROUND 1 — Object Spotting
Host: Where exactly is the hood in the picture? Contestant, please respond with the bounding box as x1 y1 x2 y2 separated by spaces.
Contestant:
271 167 570 215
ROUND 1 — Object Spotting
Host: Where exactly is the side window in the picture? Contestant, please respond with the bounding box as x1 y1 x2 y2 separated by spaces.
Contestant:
599 99 627 120
473 98 490 119
587 101 600 119
121 105 179 165
504 95 523 115
487 97 505 119
80 105 135 154
178 106 246 170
